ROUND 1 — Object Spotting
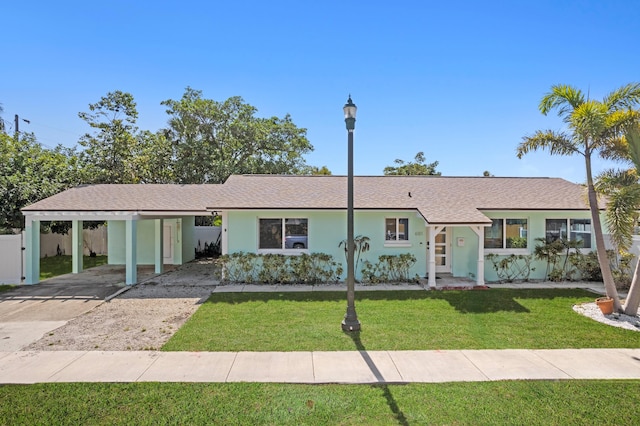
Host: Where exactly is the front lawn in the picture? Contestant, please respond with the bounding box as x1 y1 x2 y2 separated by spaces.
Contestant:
163 289 640 351
40 255 107 280
1 381 639 425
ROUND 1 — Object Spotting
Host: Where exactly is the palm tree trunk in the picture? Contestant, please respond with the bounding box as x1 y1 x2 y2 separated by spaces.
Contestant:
623 257 640 315
586 153 623 311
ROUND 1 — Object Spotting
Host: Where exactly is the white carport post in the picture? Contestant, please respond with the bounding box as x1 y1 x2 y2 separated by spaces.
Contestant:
221 211 228 255
427 225 444 288
471 226 485 286
24 217 40 285
72 220 83 274
154 219 164 274
125 219 137 285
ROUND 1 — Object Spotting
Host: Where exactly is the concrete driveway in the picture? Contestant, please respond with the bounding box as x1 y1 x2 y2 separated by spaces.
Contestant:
0 265 162 351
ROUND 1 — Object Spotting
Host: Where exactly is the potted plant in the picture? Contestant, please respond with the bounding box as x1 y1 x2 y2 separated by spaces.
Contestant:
595 297 614 315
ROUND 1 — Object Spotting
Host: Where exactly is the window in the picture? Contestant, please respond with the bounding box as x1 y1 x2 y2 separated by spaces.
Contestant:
484 218 528 249
259 218 308 250
385 218 409 241
545 219 591 248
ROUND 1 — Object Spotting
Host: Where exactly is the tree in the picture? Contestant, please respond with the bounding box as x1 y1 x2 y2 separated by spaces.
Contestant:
78 91 141 184
0 132 82 231
305 165 332 175
597 124 640 315
383 152 441 176
162 88 313 184
134 130 175 183
517 83 640 312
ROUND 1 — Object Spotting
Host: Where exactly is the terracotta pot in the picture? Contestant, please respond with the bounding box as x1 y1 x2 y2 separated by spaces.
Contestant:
596 297 614 315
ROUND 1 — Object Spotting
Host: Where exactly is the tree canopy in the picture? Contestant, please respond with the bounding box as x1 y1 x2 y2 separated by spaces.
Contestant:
383 152 441 176
78 91 142 184
0 89 326 231
162 88 314 184
0 132 82 231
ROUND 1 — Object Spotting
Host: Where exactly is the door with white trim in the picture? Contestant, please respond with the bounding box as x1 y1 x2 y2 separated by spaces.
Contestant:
429 227 451 273
163 224 174 264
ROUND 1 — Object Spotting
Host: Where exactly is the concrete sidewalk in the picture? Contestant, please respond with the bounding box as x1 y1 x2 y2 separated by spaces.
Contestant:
2 348 640 384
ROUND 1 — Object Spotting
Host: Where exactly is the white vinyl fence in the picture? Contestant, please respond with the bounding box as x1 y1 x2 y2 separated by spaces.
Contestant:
0 233 24 284
194 226 221 256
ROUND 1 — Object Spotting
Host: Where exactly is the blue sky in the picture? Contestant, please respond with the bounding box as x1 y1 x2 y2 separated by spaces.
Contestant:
2 0 639 183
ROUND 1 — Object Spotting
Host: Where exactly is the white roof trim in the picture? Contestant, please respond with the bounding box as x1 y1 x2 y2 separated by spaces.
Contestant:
23 211 141 221
23 210 208 221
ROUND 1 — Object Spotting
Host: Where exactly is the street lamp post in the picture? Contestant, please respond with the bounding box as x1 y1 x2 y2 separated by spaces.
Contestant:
342 95 361 332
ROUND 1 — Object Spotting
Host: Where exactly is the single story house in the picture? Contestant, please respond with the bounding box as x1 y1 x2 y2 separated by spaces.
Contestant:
21 175 600 286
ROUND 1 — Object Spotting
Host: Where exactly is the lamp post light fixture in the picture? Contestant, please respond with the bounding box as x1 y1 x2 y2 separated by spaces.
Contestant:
342 95 361 332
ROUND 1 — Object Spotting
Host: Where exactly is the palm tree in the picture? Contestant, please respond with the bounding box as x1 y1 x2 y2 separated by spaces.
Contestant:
598 124 640 315
517 83 640 312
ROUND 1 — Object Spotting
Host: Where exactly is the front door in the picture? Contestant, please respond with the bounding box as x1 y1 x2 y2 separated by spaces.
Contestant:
429 227 451 273
163 224 174 264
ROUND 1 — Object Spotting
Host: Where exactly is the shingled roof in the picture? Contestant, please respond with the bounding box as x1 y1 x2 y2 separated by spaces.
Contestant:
22 184 223 213
22 175 592 225
214 175 591 224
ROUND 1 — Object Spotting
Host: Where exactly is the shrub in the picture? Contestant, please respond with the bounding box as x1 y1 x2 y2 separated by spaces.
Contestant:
485 253 534 282
360 253 417 284
217 252 342 284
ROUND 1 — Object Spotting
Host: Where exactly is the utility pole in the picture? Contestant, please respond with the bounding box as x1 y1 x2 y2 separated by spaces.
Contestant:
14 114 30 138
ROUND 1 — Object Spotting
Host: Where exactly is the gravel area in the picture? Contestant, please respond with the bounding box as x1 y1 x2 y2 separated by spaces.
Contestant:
573 302 640 332
25 261 218 351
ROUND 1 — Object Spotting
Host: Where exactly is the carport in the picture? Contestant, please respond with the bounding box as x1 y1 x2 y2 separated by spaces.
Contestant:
0 264 169 351
21 184 223 285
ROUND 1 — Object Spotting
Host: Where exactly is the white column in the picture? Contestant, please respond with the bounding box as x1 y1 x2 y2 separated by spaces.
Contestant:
125 219 137 285
221 211 228 255
72 220 83 274
428 225 443 288
154 219 164 274
471 226 485 286
24 217 40 285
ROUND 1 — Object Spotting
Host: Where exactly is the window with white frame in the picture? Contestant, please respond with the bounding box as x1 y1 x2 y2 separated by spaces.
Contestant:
385 218 409 241
545 218 591 248
484 218 528 249
259 218 308 250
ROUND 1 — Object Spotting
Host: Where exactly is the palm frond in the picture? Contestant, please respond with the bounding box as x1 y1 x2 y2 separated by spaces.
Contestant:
599 135 631 162
603 83 640 111
595 168 638 194
570 101 608 141
625 124 640 173
539 85 584 118
605 185 640 251
605 109 640 133
516 130 579 159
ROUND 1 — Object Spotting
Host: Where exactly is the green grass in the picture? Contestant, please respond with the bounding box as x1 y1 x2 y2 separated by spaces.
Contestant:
1 381 639 425
40 255 108 280
0 284 15 293
163 289 640 351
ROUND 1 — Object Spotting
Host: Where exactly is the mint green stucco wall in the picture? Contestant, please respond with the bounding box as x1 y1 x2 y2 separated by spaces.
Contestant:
450 226 481 279
480 210 597 282
107 217 195 265
226 210 428 280
226 209 602 283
